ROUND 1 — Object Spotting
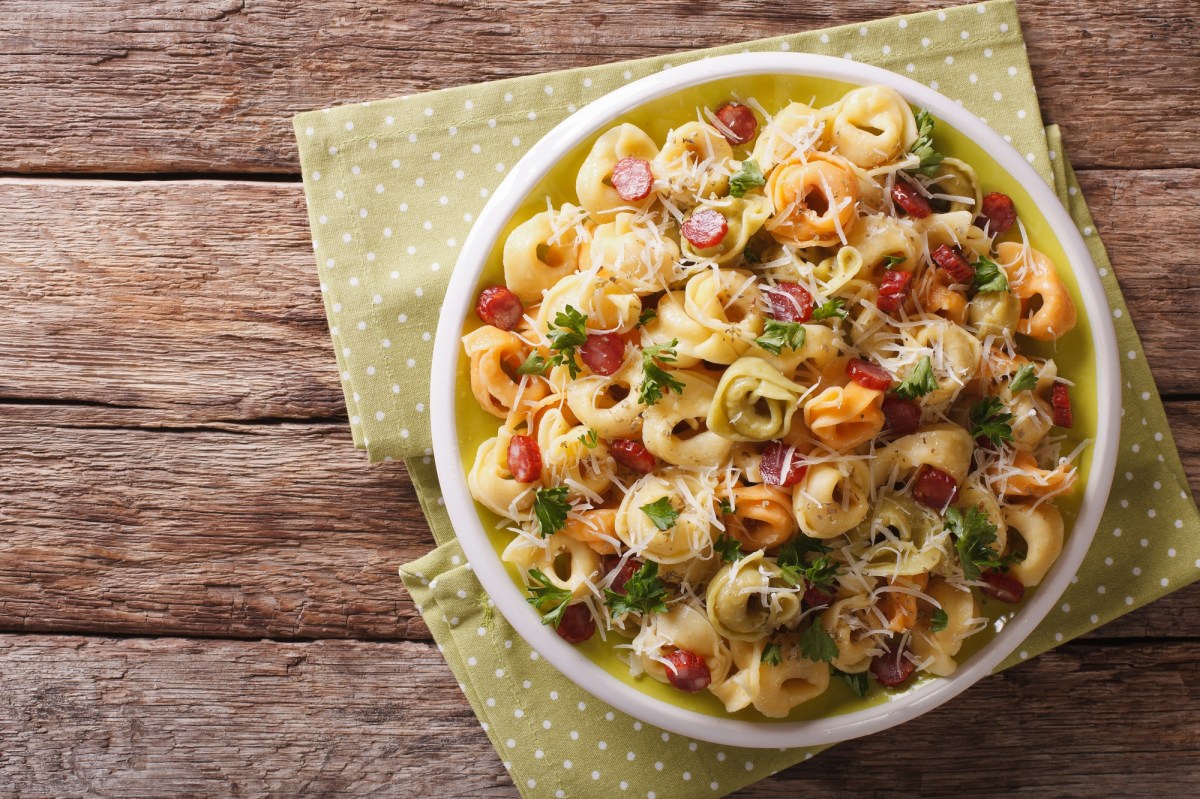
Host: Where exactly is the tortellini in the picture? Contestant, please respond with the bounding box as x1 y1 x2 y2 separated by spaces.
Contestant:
616 469 715 564
766 152 861 247
829 85 918 169
576 124 659 221
464 84 1085 716
642 370 733 467
706 552 802 641
707 356 806 442
653 121 735 206
502 204 590 303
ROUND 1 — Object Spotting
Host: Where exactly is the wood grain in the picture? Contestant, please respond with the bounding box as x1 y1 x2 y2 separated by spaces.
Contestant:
0 400 1195 643
0 635 1195 798
0 405 431 641
0 1 1196 175
2 169 1198 427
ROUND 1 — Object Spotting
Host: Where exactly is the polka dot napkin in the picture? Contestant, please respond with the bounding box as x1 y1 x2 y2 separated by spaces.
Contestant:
292 2 1200 796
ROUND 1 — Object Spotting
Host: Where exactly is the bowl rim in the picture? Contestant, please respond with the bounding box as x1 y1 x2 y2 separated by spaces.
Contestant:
430 52 1120 748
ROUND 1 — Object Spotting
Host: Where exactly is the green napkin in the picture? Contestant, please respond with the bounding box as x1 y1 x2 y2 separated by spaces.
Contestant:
293 2 1200 796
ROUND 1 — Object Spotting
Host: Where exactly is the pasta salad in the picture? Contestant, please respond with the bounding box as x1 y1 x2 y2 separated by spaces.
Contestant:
461 84 1083 717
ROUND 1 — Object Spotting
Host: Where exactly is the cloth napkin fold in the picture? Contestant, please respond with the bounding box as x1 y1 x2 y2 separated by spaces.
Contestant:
293 2 1200 796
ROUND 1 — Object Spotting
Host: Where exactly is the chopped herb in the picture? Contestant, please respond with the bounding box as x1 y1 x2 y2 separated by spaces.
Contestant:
832 667 870 697
776 537 838 590
754 319 807 356
605 561 669 617
578 428 599 449
931 608 949 633
532 485 571 538
637 306 657 327
743 248 761 264
945 505 1004 582
881 254 906 270
638 340 685 405
546 305 589 378
893 356 939 400
717 499 735 515
909 108 945 177
729 159 766 198
525 567 573 626
516 350 549 376
761 642 783 666
1009 363 1038 393
800 622 838 664
810 298 848 321
972 255 1010 293
639 496 679 531
714 533 743 563
969 396 1015 448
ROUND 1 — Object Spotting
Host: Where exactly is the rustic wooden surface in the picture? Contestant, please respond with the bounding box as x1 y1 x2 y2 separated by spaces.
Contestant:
0 1 1197 797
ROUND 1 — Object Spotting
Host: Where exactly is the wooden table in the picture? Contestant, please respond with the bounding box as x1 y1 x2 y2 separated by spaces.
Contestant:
2 2 1197 796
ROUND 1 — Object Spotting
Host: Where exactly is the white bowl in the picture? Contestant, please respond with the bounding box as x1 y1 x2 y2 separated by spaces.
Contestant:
431 53 1120 748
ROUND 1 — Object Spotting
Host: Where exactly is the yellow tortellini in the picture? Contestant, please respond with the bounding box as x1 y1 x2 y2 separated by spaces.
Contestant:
653 121 734 206
642 370 733 467
462 83 1085 716
631 603 731 687
535 270 642 335
502 204 590 303
502 532 601 601
590 212 680 294
576 124 659 221
710 635 829 717
680 196 772 266
910 578 979 677
829 85 918 169
793 460 871 539
616 469 716 564
683 267 765 347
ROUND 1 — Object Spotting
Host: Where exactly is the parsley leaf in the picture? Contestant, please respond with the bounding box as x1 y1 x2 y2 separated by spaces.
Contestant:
714 533 743 563
800 622 838 664
776 537 838 590
972 255 1010 293
546 305 589 378
532 485 571 538
525 567 573 627
969 396 1015 448
909 108 945 177
881 254 906 270
761 642 783 666
893 356 939 400
832 667 870 697
717 499 735 515
604 561 669 617
516 350 549 376
945 505 1004 582
754 319 807 356
930 608 949 633
1009 363 1038 393
639 497 679 532
637 306 657 327
729 159 766 198
638 340 685 405
578 428 598 449
810 298 848 321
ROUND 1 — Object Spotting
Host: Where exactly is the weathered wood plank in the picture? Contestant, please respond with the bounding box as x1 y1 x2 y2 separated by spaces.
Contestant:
0 401 1195 642
0 406 431 641
0 1 1195 175
1 170 1198 425
0 635 1195 798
